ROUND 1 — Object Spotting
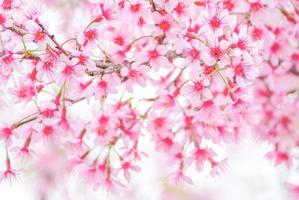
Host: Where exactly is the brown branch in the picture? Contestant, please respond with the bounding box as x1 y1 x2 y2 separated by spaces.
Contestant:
4 25 27 36
65 97 87 104
4 22 71 59
13 117 38 129
4 22 121 76
22 51 41 61
4 20 183 78
35 20 71 59
95 60 113 69
85 64 123 76
290 66 299 76
149 0 157 12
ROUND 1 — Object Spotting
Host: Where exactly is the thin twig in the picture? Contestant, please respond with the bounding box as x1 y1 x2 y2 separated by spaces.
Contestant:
35 20 71 58
149 0 157 12
85 64 123 76
4 25 27 36
13 117 38 129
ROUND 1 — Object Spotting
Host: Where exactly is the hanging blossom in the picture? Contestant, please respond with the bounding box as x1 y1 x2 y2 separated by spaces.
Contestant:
0 0 298 198
221 0 299 199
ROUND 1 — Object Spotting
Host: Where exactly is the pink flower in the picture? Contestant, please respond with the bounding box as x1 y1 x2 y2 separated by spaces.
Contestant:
152 13 175 35
24 20 47 44
209 158 227 176
190 146 216 171
116 160 141 181
182 40 202 69
0 126 14 147
201 33 230 66
119 119 141 144
201 9 235 35
74 52 96 69
120 63 149 92
135 44 169 71
266 145 292 168
230 26 254 56
36 48 60 81
0 10 12 28
105 23 132 47
57 58 83 83
0 0 298 192
81 164 102 184
164 1 193 20
68 128 87 152
169 170 193 185
121 143 148 161
147 111 172 138
12 134 36 159
214 125 233 143
152 89 178 109
287 183 299 200
196 99 223 125
0 51 18 76
9 80 36 103
78 28 98 47
100 177 124 192
181 79 212 106
155 135 180 154
0 154 18 184
89 109 118 145
37 103 60 124
127 1 147 19
92 0 116 21
225 57 259 86
92 74 120 99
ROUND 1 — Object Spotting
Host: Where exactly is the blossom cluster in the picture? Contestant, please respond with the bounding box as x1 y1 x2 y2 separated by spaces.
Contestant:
224 0 299 196
0 0 298 196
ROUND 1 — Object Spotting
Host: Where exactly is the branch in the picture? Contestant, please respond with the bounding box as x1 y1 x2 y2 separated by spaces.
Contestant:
5 21 70 58
13 116 38 129
4 25 27 36
149 0 157 12
85 64 123 76
35 20 71 59
290 66 299 76
4 21 183 78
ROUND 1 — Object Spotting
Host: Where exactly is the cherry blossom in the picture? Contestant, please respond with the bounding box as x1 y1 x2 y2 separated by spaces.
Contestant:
191 146 216 171
0 152 18 184
135 44 169 71
169 170 194 185
0 0 298 198
120 63 149 92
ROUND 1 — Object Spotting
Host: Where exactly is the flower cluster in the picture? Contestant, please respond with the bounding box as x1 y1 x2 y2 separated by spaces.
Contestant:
246 0 299 170
0 0 298 196
223 0 299 197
